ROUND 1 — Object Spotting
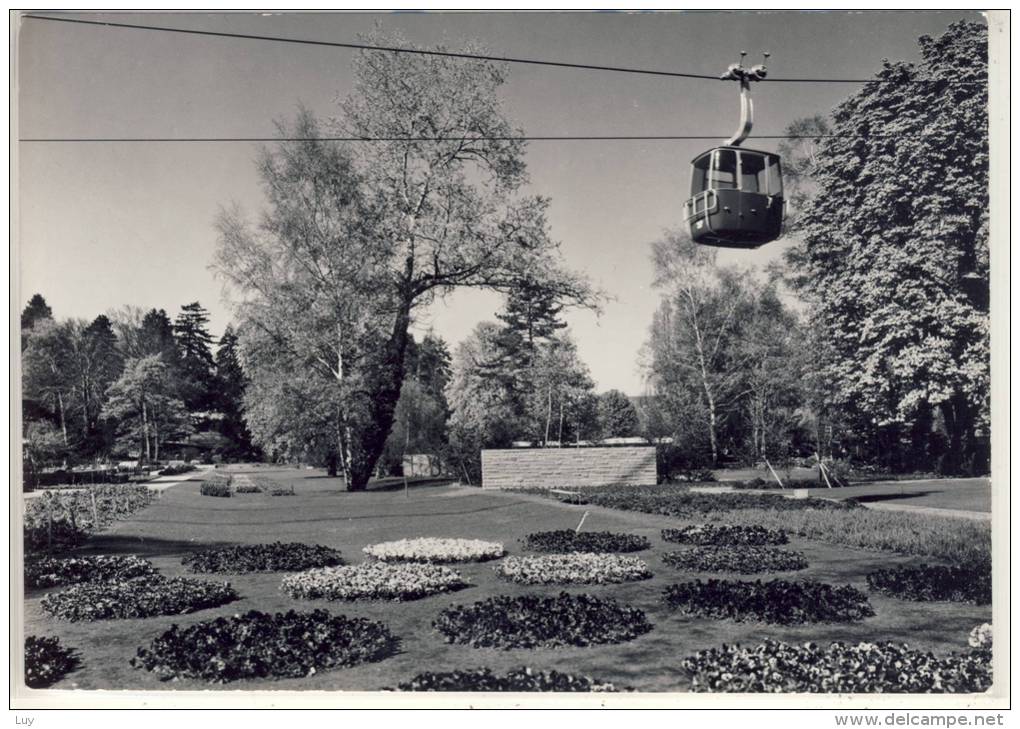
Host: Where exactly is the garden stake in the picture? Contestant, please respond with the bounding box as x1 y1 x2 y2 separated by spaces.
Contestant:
764 458 785 489
90 490 99 528
575 511 590 534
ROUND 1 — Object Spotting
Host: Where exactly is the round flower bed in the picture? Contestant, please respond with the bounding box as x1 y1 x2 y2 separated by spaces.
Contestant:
682 639 992 693
24 635 79 688
281 562 468 601
494 553 652 585
182 542 344 574
662 546 808 574
434 592 653 649
398 667 619 692
662 524 788 546
662 579 874 624
866 563 991 605
131 609 398 682
364 538 504 564
25 554 157 588
521 530 650 553
41 575 238 621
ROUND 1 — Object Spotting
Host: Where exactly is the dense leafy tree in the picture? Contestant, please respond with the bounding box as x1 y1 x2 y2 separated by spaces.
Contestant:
21 294 53 333
794 21 989 474
596 389 641 439
22 319 74 449
173 302 217 411
68 315 125 453
103 355 191 463
214 326 257 457
217 33 595 490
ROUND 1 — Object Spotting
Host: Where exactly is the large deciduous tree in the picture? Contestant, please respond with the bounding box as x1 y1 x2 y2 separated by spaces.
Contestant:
796 20 989 474
103 355 191 463
216 33 595 490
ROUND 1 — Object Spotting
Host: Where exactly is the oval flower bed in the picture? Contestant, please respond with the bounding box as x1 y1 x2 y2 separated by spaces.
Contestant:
662 524 789 546
25 635 79 688
494 553 652 585
25 554 157 588
282 562 468 601
131 609 399 682
182 542 344 573
434 592 653 649
398 667 619 692
41 575 238 621
662 579 875 625
662 546 808 574
682 639 992 693
521 530 650 553
866 563 991 605
364 538 505 564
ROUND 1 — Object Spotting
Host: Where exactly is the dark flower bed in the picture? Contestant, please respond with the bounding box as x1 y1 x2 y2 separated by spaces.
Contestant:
682 640 992 693
24 635 79 688
132 609 399 682
25 554 157 588
522 529 650 553
398 667 619 692
662 524 789 546
663 579 875 624
200 481 231 497
581 485 857 518
867 563 991 605
182 542 344 573
41 575 238 621
663 546 808 574
233 484 262 494
434 592 653 649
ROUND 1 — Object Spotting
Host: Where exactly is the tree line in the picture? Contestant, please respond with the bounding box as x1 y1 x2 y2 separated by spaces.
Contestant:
21 296 257 475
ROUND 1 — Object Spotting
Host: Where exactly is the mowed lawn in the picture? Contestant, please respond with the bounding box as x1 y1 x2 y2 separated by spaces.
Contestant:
23 465 991 692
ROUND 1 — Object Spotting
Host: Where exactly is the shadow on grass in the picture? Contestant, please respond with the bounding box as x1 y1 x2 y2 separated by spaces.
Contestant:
846 491 937 504
69 534 239 559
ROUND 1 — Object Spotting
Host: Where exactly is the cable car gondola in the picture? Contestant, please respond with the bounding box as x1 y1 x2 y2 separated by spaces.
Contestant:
684 53 785 249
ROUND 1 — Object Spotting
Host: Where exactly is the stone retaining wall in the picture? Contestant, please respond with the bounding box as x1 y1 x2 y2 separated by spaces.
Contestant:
481 446 658 489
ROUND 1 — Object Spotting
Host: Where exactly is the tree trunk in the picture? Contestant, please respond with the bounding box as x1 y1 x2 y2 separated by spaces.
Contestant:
57 392 68 448
706 393 719 466
940 393 975 476
544 389 553 446
142 400 151 464
347 295 414 491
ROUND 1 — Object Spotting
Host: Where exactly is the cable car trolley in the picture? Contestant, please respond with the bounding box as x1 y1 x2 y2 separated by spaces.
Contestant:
684 52 784 249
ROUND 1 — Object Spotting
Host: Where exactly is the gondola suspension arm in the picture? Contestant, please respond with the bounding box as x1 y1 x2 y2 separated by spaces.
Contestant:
721 52 769 147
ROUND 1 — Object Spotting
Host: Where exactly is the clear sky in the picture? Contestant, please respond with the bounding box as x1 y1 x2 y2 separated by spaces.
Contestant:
15 10 985 395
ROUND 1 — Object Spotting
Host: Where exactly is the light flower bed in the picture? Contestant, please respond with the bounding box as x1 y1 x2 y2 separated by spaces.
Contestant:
363 537 505 563
494 553 652 585
282 562 468 601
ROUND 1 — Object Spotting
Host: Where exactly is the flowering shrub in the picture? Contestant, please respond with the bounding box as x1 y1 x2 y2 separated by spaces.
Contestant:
282 563 467 601
969 623 992 649
662 524 789 546
434 592 653 649
662 547 808 574
682 640 992 693
398 667 619 692
131 609 398 682
522 530 650 553
182 542 344 573
663 579 875 624
200 480 232 497
24 635 79 688
24 485 154 553
41 575 237 621
364 538 505 563
867 564 991 605
25 554 157 588
495 553 652 585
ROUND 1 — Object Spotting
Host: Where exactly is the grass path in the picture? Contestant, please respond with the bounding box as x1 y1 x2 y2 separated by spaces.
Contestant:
23 465 991 692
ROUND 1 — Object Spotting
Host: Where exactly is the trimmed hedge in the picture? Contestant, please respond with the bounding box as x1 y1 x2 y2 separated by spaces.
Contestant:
522 529 650 553
867 563 991 605
662 524 788 546
663 579 875 624
282 563 467 601
682 640 992 693
398 667 619 692
495 553 652 585
25 554 157 588
662 547 808 574
435 592 653 649
182 542 344 574
580 485 858 517
41 575 238 621
24 635 79 688
132 609 398 682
